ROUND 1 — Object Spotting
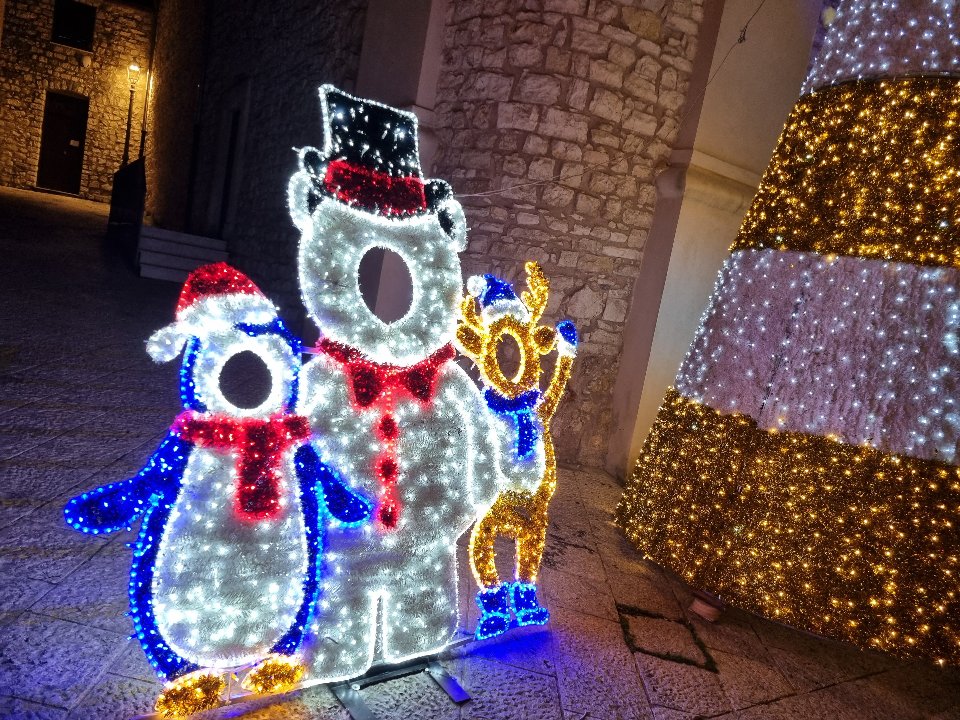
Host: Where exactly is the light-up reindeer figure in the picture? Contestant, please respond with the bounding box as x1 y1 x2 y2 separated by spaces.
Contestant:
456 261 577 639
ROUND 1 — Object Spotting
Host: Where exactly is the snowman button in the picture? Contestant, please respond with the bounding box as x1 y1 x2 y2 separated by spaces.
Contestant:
378 414 398 441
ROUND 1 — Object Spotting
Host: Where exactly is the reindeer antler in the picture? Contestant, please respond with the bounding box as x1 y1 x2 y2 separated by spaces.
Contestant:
456 295 485 359
521 261 550 324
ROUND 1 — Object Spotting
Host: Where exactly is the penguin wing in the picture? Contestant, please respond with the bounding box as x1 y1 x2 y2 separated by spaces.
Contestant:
294 443 371 525
64 433 192 534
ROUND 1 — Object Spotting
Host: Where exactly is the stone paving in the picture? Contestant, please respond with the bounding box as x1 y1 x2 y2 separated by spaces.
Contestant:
1 186 960 719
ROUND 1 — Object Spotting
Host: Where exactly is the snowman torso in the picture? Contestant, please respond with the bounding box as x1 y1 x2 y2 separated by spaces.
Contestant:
301 355 506 544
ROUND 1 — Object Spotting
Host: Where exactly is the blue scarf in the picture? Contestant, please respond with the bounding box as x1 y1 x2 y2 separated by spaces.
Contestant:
484 388 542 460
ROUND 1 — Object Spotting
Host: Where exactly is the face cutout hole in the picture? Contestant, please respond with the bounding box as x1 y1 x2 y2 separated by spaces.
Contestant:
357 247 413 324
219 351 273 409
495 332 524 384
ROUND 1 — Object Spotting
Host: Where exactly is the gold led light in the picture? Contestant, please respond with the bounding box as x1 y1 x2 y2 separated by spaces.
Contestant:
735 77 960 267
154 671 226 719
616 389 960 665
457 261 574 588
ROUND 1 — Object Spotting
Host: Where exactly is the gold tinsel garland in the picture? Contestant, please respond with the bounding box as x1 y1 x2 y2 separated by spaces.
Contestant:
733 76 960 267
615 389 960 665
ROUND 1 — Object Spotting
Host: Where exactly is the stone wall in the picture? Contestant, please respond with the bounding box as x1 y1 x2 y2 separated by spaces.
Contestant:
144 0 203 231
0 0 153 201
183 0 369 324
431 0 704 466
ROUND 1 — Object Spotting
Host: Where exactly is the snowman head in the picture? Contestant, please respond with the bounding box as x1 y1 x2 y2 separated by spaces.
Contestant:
146 263 301 419
288 85 467 366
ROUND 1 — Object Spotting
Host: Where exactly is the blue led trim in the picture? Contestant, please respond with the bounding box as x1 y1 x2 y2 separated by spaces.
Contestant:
510 581 549 627
65 433 197 679
477 274 519 306
64 433 189 535
474 584 514 640
272 445 372 656
235 319 303 412
483 388 542 460
556 320 578 347
179 337 206 412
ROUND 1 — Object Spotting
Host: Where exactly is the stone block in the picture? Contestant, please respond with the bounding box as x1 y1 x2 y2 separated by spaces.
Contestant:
516 212 540 226
574 193 602 215
528 157 557 181
624 614 708 666
592 0 620 22
482 47 508 69
518 73 562 105
462 71 514 101
508 43 545 68
503 155 527 176
602 296 630 321
498 102 540 132
543 185 576 208
623 8 662 41
566 285 604 319
544 46 572 73
589 88 625 123
626 72 659 103
566 78 590 111
571 28 610 56
666 12 699 36
551 140 583 162
523 134 550 155
624 109 658 135
589 58 625 88
539 109 589 143
543 0 588 13
608 42 638 69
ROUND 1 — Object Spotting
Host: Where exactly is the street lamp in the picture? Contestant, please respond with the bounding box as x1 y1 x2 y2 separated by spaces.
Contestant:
121 63 141 166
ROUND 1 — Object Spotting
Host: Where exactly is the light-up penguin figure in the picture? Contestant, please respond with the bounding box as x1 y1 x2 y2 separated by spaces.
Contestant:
456 262 578 639
64 263 370 718
289 86 542 681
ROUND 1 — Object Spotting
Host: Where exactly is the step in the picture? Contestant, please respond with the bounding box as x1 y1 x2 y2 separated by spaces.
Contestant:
139 225 227 251
139 249 218 273
139 264 190 283
138 234 229 262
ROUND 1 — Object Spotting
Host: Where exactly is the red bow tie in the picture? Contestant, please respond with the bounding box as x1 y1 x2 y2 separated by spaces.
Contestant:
316 339 455 409
172 411 311 522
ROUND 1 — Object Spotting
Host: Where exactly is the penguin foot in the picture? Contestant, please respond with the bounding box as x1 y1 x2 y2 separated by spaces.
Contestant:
154 670 226 719
241 654 306 696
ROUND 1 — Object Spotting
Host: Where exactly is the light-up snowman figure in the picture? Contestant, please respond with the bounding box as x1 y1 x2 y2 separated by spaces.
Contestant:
290 86 543 681
64 264 371 717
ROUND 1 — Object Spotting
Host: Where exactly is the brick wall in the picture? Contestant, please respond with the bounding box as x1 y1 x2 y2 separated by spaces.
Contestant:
431 0 704 466
184 0 369 324
0 0 153 201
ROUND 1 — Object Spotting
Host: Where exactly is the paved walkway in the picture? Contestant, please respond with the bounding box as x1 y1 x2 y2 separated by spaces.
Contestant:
0 187 959 719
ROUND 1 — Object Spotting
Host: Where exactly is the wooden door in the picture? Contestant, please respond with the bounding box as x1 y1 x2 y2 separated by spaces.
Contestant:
37 92 89 194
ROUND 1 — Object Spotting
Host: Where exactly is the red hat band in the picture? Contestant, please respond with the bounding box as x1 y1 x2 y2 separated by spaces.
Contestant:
323 160 427 217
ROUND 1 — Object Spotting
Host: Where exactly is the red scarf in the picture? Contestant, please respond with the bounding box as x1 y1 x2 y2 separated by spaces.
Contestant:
317 338 455 408
173 411 311 522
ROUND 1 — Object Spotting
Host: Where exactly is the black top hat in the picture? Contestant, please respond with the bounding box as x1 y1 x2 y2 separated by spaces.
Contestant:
300 85 453 218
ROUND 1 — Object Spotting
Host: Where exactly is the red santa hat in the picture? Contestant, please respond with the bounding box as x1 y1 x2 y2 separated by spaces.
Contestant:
146 262 277 362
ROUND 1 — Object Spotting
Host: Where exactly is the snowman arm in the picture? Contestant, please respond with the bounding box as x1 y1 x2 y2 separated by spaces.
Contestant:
64 433 191 535
294 443 371 526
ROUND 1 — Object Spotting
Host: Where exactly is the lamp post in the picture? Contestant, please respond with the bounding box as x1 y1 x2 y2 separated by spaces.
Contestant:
121 63 141 166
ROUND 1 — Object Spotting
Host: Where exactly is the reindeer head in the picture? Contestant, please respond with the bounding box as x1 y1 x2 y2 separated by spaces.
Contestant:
456 261 558 399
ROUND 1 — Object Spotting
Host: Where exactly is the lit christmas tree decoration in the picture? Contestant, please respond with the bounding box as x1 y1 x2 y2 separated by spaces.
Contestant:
617 0 960 665
456 262 577 639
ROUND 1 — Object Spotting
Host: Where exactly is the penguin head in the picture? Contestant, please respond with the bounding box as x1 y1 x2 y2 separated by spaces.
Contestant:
147 263 302 418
